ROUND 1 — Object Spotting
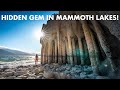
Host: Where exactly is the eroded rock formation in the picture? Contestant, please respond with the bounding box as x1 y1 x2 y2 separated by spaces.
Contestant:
40 11 120 77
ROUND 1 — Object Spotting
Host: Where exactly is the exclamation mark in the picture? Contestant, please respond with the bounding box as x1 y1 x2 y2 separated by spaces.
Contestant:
117 15 119 20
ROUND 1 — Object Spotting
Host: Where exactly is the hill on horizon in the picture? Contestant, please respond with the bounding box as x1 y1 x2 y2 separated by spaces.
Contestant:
0 47 33 55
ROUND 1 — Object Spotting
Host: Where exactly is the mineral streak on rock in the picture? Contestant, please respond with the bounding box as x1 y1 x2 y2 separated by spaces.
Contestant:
40 11 120 76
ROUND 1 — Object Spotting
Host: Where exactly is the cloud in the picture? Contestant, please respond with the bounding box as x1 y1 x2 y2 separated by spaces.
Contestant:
0 45 10 49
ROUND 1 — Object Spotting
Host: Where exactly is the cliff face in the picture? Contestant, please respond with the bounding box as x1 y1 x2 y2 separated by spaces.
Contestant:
40 11 120 76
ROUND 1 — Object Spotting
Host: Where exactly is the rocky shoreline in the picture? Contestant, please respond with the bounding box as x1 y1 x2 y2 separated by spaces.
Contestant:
0 63 111 79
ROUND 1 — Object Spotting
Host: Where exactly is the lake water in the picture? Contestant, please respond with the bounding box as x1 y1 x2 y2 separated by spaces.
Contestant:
0 55 41 68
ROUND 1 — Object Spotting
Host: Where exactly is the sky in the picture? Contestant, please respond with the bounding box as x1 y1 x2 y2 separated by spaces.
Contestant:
0 11 59 54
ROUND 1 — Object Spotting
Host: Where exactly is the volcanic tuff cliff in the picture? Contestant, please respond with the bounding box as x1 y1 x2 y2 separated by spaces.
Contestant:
40 11 120 77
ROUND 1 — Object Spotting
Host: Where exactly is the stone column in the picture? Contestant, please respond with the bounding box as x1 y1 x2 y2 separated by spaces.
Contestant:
41 46 44 64
65 37 69 64
76 21 85 65
80 20 99 74
67 36 73 65
45 44 48 64
72 21 85 65
57 30 62 64
78 38 84 65
90 27 100 68
55 39 58 63
72 38 77 65
52 40 55 63
82 38 90 65
91 20 116 72
61 40 66 64
43 44 46 64
43 46 46 64
48 41 52 64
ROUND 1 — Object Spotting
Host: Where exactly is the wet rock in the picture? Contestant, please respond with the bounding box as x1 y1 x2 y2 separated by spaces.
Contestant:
28 65 34 70
36 75 43 79
17 75 28 79
4 72 14 77
44 64 50 71
87 66 92 70
6 76 16 79
1 66 9 71
43 71 54 79
38 72 44 75
42 77 45 79
14 77 23 79
71 67 77 72
87 74 96 79
0 75 3 78
55 68 59 72
54 72 61 79
14 71 28 76
0 69 3 72
96 76 110 79
39 66 44 72
34 69 40 75
44 64 49 68
57 68 64 72
16 68 23 71
5 69 15 72
3 66 9 69
83 66 92 75
80 72 87 79
27 77 36 79
76 65 80 67
73 75 80 79
64 70 70 74
70 72 76 76
75 69 82 74
29 74 36 77
27 74 36 79
60 72 66 79
0 77 5 79
51 68 56 72
66 67 71 71
22 73 30 77
66 74 72 79
17 65 24 68
50 65 54 69
52 63 59 67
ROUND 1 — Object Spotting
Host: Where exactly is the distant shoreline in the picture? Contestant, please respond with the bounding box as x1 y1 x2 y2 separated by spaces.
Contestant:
0 55 41 63
0 59 41 68
0 55 41 56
